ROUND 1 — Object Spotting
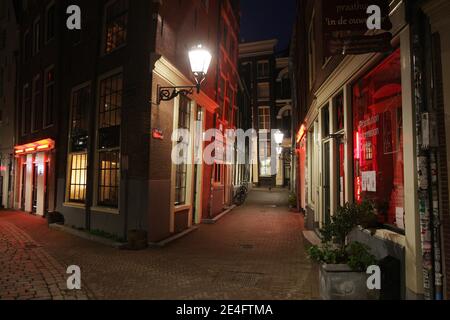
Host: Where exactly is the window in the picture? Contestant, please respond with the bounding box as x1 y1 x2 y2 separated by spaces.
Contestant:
104 0 129 54
66 85 90 204
97 73 122 208
175 95 191 205
308 13 316 89
334 92 344 132
45 3 55 42
214 163 223 184
321 104 330 138
44 67 55 127
258 106 271 177
258 106 270 131
98 151 120 207
68 153 87 203
0 29 6 50
353 49 404 230
23 30 31 62
257 82 270 101
70 85 90 152
22 84 31 135
98 73 122 149
0 68 4 97
227 88 234 123
32 75 42 131
33 18 40 55
257 61 269 78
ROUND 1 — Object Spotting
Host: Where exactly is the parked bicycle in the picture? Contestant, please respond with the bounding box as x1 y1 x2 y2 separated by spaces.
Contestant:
233 181 249 206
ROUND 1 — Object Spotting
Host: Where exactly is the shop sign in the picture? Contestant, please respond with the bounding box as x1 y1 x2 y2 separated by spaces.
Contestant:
323 0 393 56
152 128 164 140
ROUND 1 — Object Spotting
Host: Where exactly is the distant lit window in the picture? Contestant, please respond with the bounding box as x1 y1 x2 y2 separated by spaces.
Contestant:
258 106 270 131
104 0 129 54
257 61 269 78
257 82 270 101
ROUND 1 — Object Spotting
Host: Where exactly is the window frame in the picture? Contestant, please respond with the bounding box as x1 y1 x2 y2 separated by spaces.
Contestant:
31 73 42 133
43 65 55 129
102 0 129 55
93 69 123 211
45 1 56 44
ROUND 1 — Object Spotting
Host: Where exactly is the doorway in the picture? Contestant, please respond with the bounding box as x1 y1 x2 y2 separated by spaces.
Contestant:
192 107 204 225
21 163 26 210
322 140 331 225
32 164 38 213
0 175 3 208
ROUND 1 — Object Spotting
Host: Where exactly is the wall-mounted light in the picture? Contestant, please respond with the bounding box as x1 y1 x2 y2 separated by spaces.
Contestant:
157 44 212 104
274 130 285 145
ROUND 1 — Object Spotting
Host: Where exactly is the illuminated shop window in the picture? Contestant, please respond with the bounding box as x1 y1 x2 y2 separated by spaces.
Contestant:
98 151 120 207
104 0 129 54
352 49 404 230
69 153 87 203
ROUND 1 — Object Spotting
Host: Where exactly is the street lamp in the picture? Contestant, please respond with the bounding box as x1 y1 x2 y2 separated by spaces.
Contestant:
158 44 212 104
274 130 284 145
274 130 285 155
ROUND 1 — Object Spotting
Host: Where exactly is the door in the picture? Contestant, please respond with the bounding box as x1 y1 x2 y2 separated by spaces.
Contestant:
192 107 204 225
32 164 38 213
322 141 331 225
45 162 49 213
0 175 3 208
21 163 26 210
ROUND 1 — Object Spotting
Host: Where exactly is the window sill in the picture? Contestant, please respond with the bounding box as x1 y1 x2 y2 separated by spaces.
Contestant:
174 204 191 213
63 202 86 209
91 206 119 215
358 226 406 247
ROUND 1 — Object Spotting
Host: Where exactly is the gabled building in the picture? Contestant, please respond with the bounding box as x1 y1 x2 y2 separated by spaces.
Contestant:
238 39 292 188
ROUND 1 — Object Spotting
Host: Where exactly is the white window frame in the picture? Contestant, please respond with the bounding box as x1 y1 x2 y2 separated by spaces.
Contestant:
308 11 316 90
21 83 30 136
33 17 41 55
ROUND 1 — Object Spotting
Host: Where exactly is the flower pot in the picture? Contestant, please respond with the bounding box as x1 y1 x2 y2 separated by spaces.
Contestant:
319 264 379 300
127 229 148 250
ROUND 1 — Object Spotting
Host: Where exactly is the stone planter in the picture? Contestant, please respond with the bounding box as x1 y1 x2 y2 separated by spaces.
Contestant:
47 212 65 225
319 264 379 300
127 229 148 250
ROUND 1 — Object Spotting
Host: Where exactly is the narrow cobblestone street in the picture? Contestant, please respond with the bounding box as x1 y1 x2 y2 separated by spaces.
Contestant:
0 188 319 300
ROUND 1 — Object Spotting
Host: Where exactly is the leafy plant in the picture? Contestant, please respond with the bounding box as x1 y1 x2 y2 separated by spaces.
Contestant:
308 200 377 271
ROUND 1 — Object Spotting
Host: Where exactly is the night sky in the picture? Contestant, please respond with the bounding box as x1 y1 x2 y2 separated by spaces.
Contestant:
240 0 297 52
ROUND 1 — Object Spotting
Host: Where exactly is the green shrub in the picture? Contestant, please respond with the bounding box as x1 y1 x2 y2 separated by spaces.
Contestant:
308 200 378 271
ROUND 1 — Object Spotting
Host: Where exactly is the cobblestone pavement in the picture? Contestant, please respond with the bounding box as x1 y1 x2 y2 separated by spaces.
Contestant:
0 221 93 300
0 188 319 300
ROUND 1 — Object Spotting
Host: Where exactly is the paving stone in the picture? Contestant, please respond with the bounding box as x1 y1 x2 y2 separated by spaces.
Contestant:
0 189 319 300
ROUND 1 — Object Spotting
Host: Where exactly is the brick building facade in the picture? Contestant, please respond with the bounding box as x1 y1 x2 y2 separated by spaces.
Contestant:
291 0 450 299
12 0 240 243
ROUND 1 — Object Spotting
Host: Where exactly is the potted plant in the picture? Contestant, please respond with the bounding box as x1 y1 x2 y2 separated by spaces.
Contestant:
288 193 297 210
308 201 380 300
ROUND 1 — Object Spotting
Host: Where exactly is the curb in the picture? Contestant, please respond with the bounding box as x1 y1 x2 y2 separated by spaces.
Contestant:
49 224 127 249
148 226 199 247
201 205 237 224
302 230 321 246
